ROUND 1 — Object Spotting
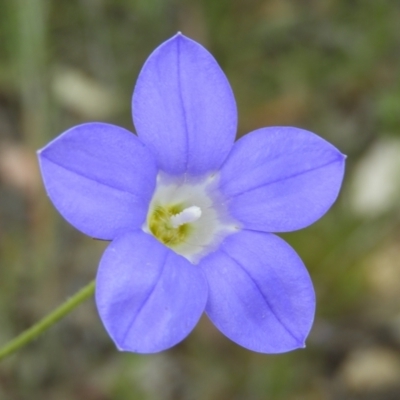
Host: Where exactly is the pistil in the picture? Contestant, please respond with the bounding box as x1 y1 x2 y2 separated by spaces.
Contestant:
170 206 202 228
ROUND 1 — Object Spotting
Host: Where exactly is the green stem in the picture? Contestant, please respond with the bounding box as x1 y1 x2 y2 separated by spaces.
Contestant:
0 280 95 362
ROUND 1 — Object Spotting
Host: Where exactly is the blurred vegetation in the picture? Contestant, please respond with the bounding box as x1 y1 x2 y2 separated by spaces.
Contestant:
1 0 400 399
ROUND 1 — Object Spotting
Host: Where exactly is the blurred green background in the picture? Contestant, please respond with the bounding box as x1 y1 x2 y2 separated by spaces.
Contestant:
1 0 400 399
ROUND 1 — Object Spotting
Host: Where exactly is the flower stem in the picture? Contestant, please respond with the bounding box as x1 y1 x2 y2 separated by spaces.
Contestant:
0 280 95 362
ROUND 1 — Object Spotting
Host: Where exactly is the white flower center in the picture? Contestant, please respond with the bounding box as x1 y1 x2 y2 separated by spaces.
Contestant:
143 173 239 263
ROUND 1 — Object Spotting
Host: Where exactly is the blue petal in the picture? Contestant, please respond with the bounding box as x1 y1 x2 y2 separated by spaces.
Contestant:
219 127 345 232
95 230 208 353
200 230 315 353
38 123 157 240
132 33 237 176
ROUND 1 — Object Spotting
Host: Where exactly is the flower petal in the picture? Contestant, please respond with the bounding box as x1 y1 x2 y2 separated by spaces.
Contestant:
218 127 345 232
38 123 157 240
200 230 315 353
132 33 237 176
95 230 208 353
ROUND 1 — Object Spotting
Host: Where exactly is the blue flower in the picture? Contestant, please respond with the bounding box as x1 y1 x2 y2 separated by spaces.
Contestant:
38 34 345 354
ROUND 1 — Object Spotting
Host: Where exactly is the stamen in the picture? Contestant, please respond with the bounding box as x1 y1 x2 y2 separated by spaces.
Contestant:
170 206 202 228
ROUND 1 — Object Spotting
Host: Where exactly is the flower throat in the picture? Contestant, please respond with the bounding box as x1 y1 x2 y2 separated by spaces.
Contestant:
148 204 201 246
